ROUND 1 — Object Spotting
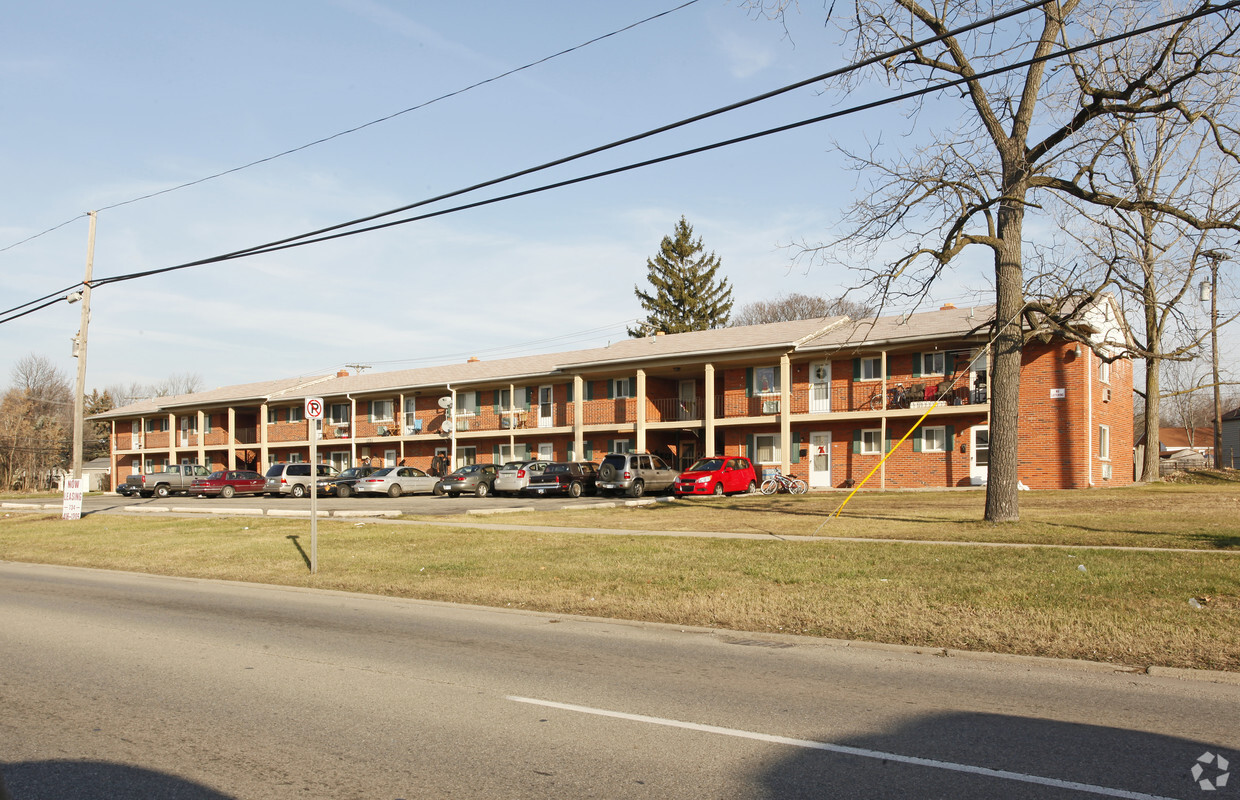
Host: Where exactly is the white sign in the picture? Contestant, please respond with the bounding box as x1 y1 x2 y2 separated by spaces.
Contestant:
62 478 84 520
305 397 324 420
1050 388 1066 399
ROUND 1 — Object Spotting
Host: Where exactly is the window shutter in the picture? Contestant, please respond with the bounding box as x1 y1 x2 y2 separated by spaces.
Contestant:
946 425 955 451
474 395 482 415
913 428 923 453
523 443 532 459
585 442 593 460
493 390 501 409
946 352 956 374
885 430 894 453
746 434 755 458
493 444 501 462
566 383 574 402
607 381 615 400
854 359 863 381
886 358 893 379
525 387 534 410
774 366 782 390
852 430 861 454
912 353 922 378
791 432 801 463
746 368 754 398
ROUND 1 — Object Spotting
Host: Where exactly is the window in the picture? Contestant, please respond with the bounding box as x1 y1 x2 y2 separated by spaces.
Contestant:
1099 359 1111 384
288 406 304 423
267 408 278 425
456 446 477 466
455 391 477 415
538 443 554 460
859 357 882 381
754 366 779 395
383 449 397 466
1099 425 1111 461
370 399 394 422
404 397 418 416
861 429 883 454
922 352 946 376
498 443 521 462
289 452 303 463
754 434 781 463
204 414 213 434
921 426 947 453
611 439 632 454
328 403 350 425
612 377 635 398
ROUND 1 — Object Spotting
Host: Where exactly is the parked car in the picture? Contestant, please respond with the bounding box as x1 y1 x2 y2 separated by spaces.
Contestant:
524 461 598 498
355 466 439 497
434 463 499 497
493 460 550 497
595 452 679 497
316 466 380 498
264 462 340 497
673 456 758 497
124 464 213 498
191 470 267 498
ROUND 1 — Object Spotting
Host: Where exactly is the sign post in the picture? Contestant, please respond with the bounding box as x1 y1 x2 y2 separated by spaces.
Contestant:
305 397 324 574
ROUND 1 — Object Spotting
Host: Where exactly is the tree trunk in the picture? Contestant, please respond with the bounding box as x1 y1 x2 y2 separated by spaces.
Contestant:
1140 356 1161 482
984 194 1025 523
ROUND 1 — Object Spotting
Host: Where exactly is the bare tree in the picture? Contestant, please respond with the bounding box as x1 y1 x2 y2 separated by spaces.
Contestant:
731 293 875 326
105 373 204 407
750 0 1240 521
1 355 72 491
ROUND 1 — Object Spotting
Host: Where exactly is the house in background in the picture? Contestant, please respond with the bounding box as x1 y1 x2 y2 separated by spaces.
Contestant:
91 302 1133 492
1135 427 1216 474
1220 408 1240 470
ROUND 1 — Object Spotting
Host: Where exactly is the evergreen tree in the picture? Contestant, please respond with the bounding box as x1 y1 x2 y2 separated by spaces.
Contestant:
629 216 733 337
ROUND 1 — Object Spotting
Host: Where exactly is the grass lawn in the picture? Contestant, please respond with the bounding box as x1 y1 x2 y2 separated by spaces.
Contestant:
2 477 1238 672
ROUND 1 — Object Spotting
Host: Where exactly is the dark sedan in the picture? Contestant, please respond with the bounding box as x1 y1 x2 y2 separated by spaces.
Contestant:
190 470 267 498
523 462 598 498
316 466 380 498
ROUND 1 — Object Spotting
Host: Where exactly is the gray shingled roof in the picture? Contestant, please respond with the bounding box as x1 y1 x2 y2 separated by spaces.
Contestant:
798 304 995 352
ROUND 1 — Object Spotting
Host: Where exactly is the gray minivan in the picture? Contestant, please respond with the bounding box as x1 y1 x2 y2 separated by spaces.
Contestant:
265 462 339 497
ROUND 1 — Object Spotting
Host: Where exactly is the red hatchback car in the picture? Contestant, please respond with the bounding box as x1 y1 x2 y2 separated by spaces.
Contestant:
191 469 267 498
673 456 758 496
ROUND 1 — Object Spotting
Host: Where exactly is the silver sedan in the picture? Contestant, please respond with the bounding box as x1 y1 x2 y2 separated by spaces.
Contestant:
354 466 438 497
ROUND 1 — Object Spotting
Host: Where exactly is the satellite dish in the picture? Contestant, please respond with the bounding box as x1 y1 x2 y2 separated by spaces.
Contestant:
437 396 453 409
441 420 454 434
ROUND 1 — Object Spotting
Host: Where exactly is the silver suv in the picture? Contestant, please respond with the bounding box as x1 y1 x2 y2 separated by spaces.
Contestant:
596 452 678 498
265 462 339 497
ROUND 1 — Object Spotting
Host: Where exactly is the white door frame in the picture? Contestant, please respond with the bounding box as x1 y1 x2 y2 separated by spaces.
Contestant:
678 379 697 420
970 425 990 485
538 384 554 428
808 430 832 488
809 361 831 413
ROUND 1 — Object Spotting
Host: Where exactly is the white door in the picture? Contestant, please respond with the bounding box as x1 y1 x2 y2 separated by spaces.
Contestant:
809 361 831 413
131 420 141 449
678 379 697 420
971 426 990 485
538 385 554 428
180 416 190 447
809 431 832 488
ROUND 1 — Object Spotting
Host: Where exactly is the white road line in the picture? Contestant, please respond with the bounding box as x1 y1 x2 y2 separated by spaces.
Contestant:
506 696 1176 800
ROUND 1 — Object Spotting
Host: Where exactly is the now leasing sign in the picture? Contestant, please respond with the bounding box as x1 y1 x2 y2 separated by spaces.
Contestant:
61 477 84 520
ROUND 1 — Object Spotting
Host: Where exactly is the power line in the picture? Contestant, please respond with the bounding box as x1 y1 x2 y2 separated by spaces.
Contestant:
0 1 702 256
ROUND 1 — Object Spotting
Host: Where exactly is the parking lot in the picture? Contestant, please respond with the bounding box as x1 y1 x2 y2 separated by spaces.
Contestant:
50 491 682 519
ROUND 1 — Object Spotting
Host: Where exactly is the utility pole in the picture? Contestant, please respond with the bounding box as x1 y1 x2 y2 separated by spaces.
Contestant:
70 211 97 479
1202 250 1224 469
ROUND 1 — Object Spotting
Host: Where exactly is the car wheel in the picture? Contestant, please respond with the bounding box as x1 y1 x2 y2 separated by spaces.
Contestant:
746 480 757 494
433 484 445 497
291 484 306 498
220 485 235 499
474 482 489 498
628 480 644 498
337 485 350 498
568 481 583 498
154 485 171 499
712 482 725 496
388 484 403 498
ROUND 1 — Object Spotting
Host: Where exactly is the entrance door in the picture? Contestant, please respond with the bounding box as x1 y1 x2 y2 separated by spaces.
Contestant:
809 431 832 488
809 362 831 413
971 426 990 484
538 385 554 428
678 379 697 420
179 416 190 447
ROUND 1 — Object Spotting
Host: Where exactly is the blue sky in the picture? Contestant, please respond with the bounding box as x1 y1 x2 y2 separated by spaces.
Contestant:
2 1 1225 401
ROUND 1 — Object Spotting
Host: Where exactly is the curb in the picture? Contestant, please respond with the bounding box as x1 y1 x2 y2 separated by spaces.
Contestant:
332 510 402 519
467 507 536 516
170 506 265 516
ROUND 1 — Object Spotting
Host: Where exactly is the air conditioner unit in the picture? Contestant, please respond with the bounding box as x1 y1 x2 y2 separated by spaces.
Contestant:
762 400 780 414
1102 463 1112 480
376 425 388 436
1103 388 1112 402
457 419 470 431
500 417 512 429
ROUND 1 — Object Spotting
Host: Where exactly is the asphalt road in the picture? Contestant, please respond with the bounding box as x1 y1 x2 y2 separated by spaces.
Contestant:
2 562 1237 799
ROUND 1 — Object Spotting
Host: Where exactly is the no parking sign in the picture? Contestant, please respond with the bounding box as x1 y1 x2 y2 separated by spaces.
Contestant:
305 397 324 420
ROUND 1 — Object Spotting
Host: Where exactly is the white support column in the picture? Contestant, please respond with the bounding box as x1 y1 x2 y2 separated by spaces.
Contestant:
227 407 237 469
573 375 584 461
167 412 176 465
259 402 269 469
704 363 715 455
780 354 792 475
197 410 206 467
635 369 647 453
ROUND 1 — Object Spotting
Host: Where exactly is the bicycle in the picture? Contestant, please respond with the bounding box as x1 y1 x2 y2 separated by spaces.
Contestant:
867 382 909 410
760 471 808 495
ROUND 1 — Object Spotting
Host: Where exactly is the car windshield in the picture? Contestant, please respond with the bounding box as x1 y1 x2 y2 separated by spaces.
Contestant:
264 465 284 477
338 468 370 478
689 459 724 472
456 465 481 475
207 471 225 480
602 454 627 468
369 467 394 477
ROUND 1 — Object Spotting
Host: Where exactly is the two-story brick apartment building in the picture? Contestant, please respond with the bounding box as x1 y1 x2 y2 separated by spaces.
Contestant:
94 302 1133 491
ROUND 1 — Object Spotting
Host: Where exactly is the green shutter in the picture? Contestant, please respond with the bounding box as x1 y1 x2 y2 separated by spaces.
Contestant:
885 431 894 453
525 387 534 410
946 425 955 451
853 359 861 380
852 430 861 454
912 353 922 378
566 383 574 403
586 381 595 401
774 366 782 390
607 381 615 400
913 428 923 452
585 442 593 460
946 352 956 374
746 368 754 398
493 390 501 409
474 395 482 415
493 444 501 462
791 432 801 464
746 434 755 458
